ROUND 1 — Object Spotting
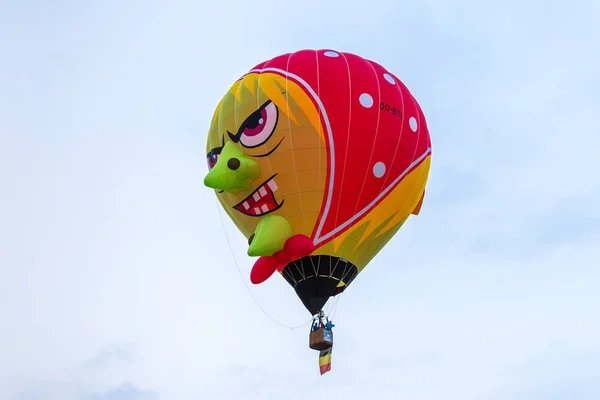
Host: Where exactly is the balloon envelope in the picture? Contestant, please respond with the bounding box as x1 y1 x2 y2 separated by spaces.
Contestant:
204 49 432 314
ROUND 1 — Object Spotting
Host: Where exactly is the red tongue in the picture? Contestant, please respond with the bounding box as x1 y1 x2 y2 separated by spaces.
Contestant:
247 190 261 208
241 185 277 215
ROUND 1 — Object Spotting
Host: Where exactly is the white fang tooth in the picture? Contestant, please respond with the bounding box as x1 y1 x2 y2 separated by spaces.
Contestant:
267 180 278 191
253 207 260 214
258 186 267 197
261 204 269 213
242 201 249 210
253 192 260 201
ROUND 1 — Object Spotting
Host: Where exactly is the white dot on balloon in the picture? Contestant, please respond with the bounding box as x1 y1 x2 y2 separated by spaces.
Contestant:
409 117 418 131
373 162 386 178
324 51 339 57
359 93 374 108
383 73 395 84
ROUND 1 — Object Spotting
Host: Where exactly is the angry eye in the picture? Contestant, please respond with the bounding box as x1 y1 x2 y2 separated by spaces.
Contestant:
206 148 221 170
239 101 278 148
207 153 219 170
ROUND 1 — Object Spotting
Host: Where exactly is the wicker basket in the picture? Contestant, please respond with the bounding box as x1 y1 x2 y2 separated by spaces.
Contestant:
309 327 333 350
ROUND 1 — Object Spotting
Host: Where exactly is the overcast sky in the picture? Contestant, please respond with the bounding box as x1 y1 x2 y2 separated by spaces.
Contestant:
1 1 599 399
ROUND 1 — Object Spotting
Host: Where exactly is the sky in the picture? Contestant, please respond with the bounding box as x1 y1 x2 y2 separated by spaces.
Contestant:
1 0 599 399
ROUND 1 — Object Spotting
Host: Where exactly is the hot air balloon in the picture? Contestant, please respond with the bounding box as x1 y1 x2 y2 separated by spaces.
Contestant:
204 49 432 374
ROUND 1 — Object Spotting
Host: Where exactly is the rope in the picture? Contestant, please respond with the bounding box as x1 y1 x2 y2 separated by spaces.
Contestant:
215 199 312 330
325 292 342 322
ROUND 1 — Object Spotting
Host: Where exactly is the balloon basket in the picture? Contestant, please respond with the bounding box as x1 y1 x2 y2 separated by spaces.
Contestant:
309 327 333 351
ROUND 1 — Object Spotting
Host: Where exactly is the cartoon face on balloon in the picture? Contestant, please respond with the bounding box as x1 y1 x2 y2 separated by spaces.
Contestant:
205 71 328 245
204 50 432 285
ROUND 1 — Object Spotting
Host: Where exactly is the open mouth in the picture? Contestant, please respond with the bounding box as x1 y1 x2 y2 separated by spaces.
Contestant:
234 176 282 216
